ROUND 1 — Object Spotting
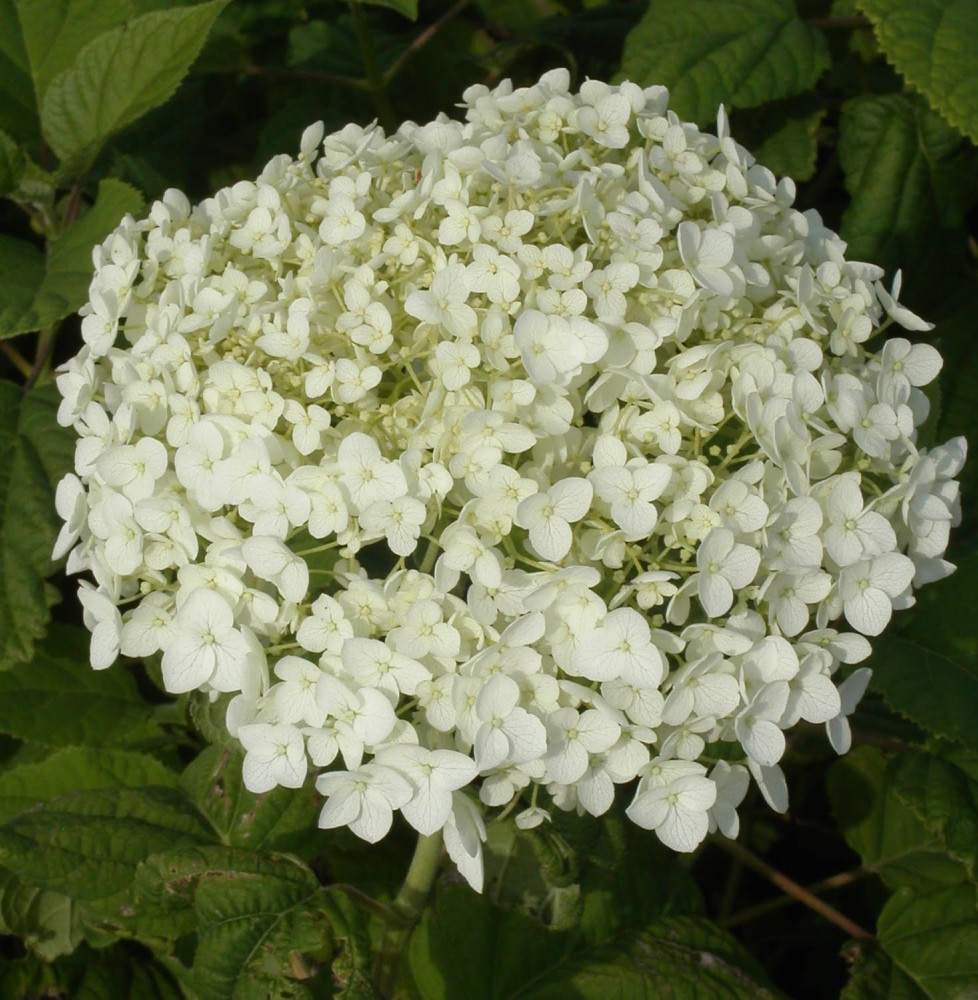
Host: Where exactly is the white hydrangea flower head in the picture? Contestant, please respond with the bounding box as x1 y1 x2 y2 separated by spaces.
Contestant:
56 69 965 890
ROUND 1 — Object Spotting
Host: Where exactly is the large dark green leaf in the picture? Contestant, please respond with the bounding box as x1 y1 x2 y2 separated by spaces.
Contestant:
0 128 24 195
0 746 177 824
0 385 74 670
407 884 782 999
750 108 825 181
135 846 339 1000
180 745 322 857
59 944 185 1000
0 624 162 746
0 787 212 899
889 750 978 883
0 1 38 140
857 0 978 145
0 238 46 340
828 747 969 892
838 93 976 269
874 883 978 998
0 866 84 960
350 0 417 20
619 0 830 125
868 633 978 751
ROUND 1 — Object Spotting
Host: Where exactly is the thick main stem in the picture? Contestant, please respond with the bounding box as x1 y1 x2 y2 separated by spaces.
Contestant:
374 831 444 998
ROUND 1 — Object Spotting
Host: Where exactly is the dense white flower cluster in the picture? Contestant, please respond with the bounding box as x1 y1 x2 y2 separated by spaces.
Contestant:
56 70 964 890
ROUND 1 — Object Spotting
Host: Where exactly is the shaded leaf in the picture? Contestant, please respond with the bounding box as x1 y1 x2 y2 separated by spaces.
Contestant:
41 0 229 169
890 750 978 883
838 93 976 268
868 633 978 751
0 237 46 340
619 0 830 124
828 746 968 892
61 944 185 1000
0 128 25 195
407 884 782 999
0 866 84 960
350 0 418 20
135 846 336 1000
841 941 932 999
751 108 825 181
0 624 162 746
0 177 143 338
473 0 559 34
320 889 375 1000
0 385 74 670
0 952 60 1000
0 786 212 899
857 0 978 144
0 1 38 140
876 883 978 998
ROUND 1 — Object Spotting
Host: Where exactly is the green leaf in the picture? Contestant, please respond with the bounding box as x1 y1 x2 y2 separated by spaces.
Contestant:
0 237 46 338
136 846 336 1000
0 1 38 140
838 93 976 268
36 178 143 316
828 747 969 892
899 553 978 662
13 0 135 106
889 750 978 883
0 787 212 899
59 945 185 1000
180 745 322 856
0 866 84 960
350 0 418 20
857 0 978 145
873 883 978 998
481 809 703 933
0 747 177 824
0 385 74 670
0 128 25 195
408 884 782 999
751 108 825 181
618 0 830 125
0 0 137 144
869 633 978 751
0 178 143 338
0 624 163 746
320 889 375 1000
841 942 938 999
473 0 559 33
41 0 229 169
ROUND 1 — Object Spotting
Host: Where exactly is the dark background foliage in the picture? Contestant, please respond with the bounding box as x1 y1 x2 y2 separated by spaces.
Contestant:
0 1 977 997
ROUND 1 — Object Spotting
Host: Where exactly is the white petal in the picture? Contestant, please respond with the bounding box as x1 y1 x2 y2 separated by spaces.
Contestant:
656 806 709 853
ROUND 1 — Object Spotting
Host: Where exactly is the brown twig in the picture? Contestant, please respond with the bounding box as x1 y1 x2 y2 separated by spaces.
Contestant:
1 341 32 379
722 867 870 928
383 0 473 85
24 326 58 390
330 883 407 925
712 838 873 940
60 181 84 231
